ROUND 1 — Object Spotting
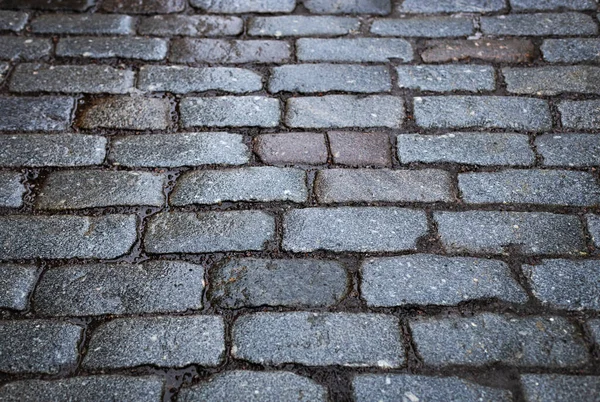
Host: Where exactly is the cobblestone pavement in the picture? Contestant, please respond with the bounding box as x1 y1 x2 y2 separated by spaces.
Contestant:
0 0 600 401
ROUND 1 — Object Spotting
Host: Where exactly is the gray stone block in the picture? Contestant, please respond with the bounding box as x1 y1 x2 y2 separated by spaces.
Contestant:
0 264 38 310
304 0 390 14
397 65 495 92
481 13 597 36
399 0 506 12
180 97 280 128
371 17 474 37
510 0 597 10
521 374 600 402
101 0 185 13
169 39 291 63
587 214 600 248
248 16 359 37
589 320 600 345
190 0 296 13
138 15 243 36
536 134 600 167
0 11 28 31
78 97 171 130
504 66 600 95
0 172 25 208
559 100 600 130
31 14 135 34
297 38 412 62
542 39 600 62
0 96 74 131
0 37 51 60
56 37 167 60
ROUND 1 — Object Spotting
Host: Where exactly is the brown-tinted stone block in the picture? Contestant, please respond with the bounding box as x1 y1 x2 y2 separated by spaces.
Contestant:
0 0 95 10
100 0 185 14
328 131 391 167
255 133 328 165
421 39 535 63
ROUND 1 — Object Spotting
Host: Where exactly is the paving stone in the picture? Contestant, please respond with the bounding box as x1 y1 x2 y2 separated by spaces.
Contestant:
0 214 137 259
0 376 164 402
138 15 243 36
37 170 165 210
434 211 585 255
397 133 534 166
78 97 171 130
304 0 391 14
328 131 391 166
283 207 427 252
559 100 600 130
31 14 135 34
410 313 588 367
590 320 600 344
10 64 135 94
459 169 600 206
169 39 291 63
100 0 185 13
190 0 296 13
233 312 404 367
270 64 390 94
171 167 307 205
399 0 506 13
145 211 274 253
254 132 328 165
504 66 600 95
315 169 453 203
361 255 527 307
248 16 359 37
83 316 225 369
180 97 279 128
0 11 28 31
209 258 348 308
34 260 204 316
481 13 597 36
297 38 412 62
510 0 597 10
0 37 51 61
587 214 600 248
0 96 74 131
536 134 600 167
285 95 404 128
521 374 600 402
0 172 25 208
421 39 535 63
414 96 551 132
0 134 106 167
371 17 474 37
397 65 495 92
0 320 82 374
353 374 513 402
178 371 327 402
111 132 249 167
0 264 38 310
0 0 95 10
0 62 7 83
542 39 600 63
56 37 167 60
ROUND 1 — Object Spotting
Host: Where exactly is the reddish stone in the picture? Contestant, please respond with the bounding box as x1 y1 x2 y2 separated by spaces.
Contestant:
255 133 328 165
328 131 391 167
421 39 535 63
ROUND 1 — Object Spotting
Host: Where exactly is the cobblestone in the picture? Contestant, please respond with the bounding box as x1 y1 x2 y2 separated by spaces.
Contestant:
481 13 597 36
248 16 359 37
0 264 38 310
542 39 600 63
399 0 506 13
296 38 412 62
304 0 390 14
169 39 290 63
0 10 27 31
520 374 600 402
590 320 600 344
0 62 7 83
0 0 94 10
559 100 600 129
510 0 597 11
504 66 600 95
190 0 296 13
78 96 171 130
101 0 185 13
57 37 167 60
536 134 600 167
587 214 600 248
181 96 279 128
0 37 51 61
254 132 328 165
31 14 135 34
421 39 535 63
371 17 474 37
0 172 25 208
0 96 74 131
397 65 495 92
328 131 391 166
138 15 243 36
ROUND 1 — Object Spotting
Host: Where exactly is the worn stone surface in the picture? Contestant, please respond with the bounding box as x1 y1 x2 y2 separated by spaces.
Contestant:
542 39 600 63
31 14 134 34
248 16 359 37
421 39 535 63
328 131 391 166
0 0 95 10
233 312 404 367
83 316 225 369
0 10 28 31
0 96 74 131
397 65 495 92
101 0 185 13
297 38 412 62
587 215 600 248
209 258 348 308
511 0 597 10
78 97 171 130
590 320 600 344
254 132 328 165
138 15 243 36
371 17 474 37
56 37 167 60
520 374 600 402
304 0 390 14
504 66 600 95
361 255 527 307
180 96 280 128
536 134 600 167
0 62 7 83
399 0 506 13
170 39 290 63
190 0 296 13
559 100 600 129
481 13 597 36
0 37 51 61
0 172 25 208
0 264 38 310
283 207 427 252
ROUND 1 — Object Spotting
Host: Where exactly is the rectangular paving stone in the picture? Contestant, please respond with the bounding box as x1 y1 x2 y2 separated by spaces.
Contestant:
31 14 135 34
315 169 453 203
209 258 348 308
36 170 166 210
297 38 412 62
304 0 390 14
414 96 551 131
0 376 164 402
362 255 526 307
354 375 512 402
536 134 600 167
559 100 600 130
587 214 600 248
0 96 74 131
0 0 95 10
399 0 506 12
421 39 535 63
0 11 28 31
371 17 474 37
397 133 534 166
283 207 427 252
481 13 597 36
0 320 82 374
0 37 51 61
34 261 204 316
190 0 296 13
0 214 137 259
542 39 600 63
100 0 185 13
138 15 243 36
0 134 106 167
329 131 391 167
56 37 167 60
510 0 597 10
169 39 291 64
504 67 600 95
269 64 391 93
181 97 279 128
83 316 225 369
0 172 25 208
285 95 404 128
521 374 600 402
523 259 600 311
248 16 359 37
0 264 38 310
459 169 600 206
233 312 404 367
171 167 307 205
145 211 274 253
111 132 249 167
78 97 171 130
434 211 585 255
397 65 495 92
10 64 135 94
410 314 588 367
254 132 328 165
